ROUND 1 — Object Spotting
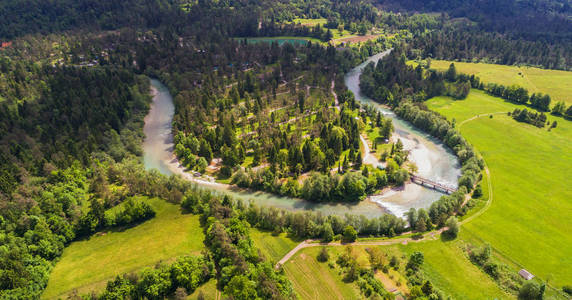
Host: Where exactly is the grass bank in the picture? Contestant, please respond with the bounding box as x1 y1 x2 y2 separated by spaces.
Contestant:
43 197 204 299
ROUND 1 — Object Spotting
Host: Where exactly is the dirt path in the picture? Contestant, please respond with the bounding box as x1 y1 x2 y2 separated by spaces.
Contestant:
455 112 496 224
331 78 339 107
458 111 507 128
275 230 445 269
461 165 493 225
360 134 384 169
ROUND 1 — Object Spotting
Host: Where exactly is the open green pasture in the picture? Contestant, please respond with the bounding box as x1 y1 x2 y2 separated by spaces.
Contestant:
282 238 507 299
283 247 362 299
425 60 572 105
396 239 511 299
236 36 323 45
251 228 300 263
43 197 204 299
427 90 572 288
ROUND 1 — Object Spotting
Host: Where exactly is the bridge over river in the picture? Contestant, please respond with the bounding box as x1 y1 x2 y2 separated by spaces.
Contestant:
409 174 457 194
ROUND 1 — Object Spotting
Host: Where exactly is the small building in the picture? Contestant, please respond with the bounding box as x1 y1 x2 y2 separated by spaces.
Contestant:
518 269 534 280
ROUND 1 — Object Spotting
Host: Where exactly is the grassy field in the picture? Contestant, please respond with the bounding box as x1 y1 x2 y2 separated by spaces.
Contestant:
283 247 363 299
236 36 323 45
43 197 204 299
251 228 300 263
397 238 511 299
423 60 572 105
283 238 508 299
427 90 572 288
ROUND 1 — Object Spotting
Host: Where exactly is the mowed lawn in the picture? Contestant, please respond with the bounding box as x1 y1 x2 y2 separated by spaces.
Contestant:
427 91 572 287
427 60 572 105
43 197 204 299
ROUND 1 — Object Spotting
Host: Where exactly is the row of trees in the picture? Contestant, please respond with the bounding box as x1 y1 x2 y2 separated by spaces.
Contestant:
452 66 572 119
203 196 294 299
241 200 407 240
510 109 549 128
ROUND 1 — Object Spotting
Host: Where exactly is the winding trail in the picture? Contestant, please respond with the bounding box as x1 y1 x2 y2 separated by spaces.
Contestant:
458 111 507 128
276 229 445 269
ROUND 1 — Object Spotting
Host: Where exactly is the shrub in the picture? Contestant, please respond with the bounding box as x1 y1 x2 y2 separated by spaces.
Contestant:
317 247 330 262
472 184 483 198
112 199 156 227
342 225 358 243
518 282 545 300
444 216 460 239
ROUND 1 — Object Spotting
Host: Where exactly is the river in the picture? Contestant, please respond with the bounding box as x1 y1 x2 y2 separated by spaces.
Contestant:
143 51 460 218
344 50 460 216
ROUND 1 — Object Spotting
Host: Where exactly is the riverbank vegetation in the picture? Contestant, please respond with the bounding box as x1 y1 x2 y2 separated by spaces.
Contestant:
359 49 484 224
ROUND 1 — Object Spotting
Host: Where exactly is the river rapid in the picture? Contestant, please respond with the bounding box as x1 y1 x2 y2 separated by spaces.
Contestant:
143 51 460 218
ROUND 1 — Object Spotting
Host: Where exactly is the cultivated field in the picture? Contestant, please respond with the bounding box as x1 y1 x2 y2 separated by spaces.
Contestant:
42 197 204 299
427 90 572 288
426 60 572 105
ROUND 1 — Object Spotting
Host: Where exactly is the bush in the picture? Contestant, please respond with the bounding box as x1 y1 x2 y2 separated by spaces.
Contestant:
483 262 500 279
518 282 545 300
472 184 483 198
444 216 459 239
406 252 424 272
111 199 156 227
342 225 358 243
317 247 330 262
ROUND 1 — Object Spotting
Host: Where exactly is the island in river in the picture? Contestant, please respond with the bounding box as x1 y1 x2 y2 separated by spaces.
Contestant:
143 51 460 218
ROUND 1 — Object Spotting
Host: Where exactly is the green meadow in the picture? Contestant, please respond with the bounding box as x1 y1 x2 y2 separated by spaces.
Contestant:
427 90 572 288
252 224 507 299
396 239 511 299
283 247 363 299
42 197 204 299
251 228 300 263
280 238 508 299
236 36 322 45
425 60 572 105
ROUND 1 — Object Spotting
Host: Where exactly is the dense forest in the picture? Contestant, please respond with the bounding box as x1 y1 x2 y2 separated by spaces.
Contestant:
378 0 572 40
